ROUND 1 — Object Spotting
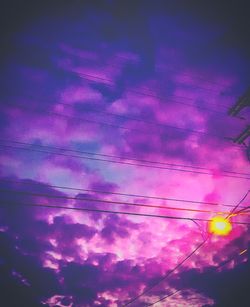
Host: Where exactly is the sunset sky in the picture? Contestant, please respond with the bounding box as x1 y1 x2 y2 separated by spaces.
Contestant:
1 1 250 306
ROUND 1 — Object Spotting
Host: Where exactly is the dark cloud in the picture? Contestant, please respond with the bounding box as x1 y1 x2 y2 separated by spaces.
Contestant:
0 232 58 307
89 180 118 193
52 215 96 240
0 178 69 233
0 177 149 305
1 2 250 306
101 214 139 243
169 243 250 307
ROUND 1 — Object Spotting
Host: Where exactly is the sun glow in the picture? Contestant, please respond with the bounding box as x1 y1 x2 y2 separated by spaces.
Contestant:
209 216 232 236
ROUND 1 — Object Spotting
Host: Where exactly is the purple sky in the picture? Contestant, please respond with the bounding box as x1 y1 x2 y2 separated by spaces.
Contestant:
1 1 250 306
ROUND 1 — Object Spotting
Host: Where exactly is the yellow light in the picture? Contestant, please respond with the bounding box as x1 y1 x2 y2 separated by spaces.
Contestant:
209 216 232 236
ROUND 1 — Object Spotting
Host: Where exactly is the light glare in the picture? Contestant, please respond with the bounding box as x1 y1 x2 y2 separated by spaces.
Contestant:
209 216 232 236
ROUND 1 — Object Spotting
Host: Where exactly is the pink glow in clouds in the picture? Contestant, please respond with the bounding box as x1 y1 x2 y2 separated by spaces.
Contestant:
1 7 250 305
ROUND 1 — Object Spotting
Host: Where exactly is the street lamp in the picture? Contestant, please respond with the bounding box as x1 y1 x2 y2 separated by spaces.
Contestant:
208 216 232 236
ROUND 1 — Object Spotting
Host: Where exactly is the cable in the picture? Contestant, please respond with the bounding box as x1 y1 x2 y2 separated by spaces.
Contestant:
1 139 248 177
75 70 246 122
145 192 250 306
4 101 233 142
232 206 250 216
147 248 248 306
75 61 230 98
1 143 249 180
43 100 234 140
64 49 233 90
226 190 250 219
1 201 249 225
73 71 232 114
128 88 227 114
146 289 180 306
1 188 244 216
0 201 222 223
54 100 230 127
1 178 247 209
123 237 210 306
4 99 245 155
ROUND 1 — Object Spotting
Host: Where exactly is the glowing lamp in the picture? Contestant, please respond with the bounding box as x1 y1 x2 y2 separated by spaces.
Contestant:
209 216 232 236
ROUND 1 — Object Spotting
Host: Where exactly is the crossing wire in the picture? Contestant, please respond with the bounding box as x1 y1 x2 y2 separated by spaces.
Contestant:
138 190 250 306
146 248 248 306
123 238 210 306
228 190 250 218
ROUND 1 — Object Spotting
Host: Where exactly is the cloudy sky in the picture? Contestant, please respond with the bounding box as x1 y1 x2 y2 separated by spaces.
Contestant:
1 1 250 306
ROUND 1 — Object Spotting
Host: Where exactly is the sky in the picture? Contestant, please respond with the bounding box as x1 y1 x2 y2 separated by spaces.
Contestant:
0 1 250 306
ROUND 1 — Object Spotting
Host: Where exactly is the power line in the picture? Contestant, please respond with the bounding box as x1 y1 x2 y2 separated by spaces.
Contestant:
1 188 244 216
4 99 245 155
228 190 250 217
4 101 233 142
0 201 249 225
73 57 231 97
232 205 250 216
1 139 249 177
127 190 250 306
41 99 233 137
146 289 180 306
147 248 248 306
1 178 246 209
2 139 248 175
73 71 232 114
0 142 249 180
137 85 228 105
123 237 210 306
74 70 246 121
63 48 233 91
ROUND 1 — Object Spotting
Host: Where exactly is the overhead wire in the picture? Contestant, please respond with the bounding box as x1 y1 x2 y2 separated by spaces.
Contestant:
35 99 234 137
113 53 241 91
65 49 234 90
0 140 250 180
1 188 247 216
75 59 230 98
64 53 236 112
146 248 248 306
0 201 249 225
3 100 235 142
75 71 231 115
0 139 249 177
1 50 245 306
3 96 245 157
70 68 245 122
123 238 210 306
73 68 245 120
227 190 250 218
124 189 250 306
231 205 250 216
1 178 247 209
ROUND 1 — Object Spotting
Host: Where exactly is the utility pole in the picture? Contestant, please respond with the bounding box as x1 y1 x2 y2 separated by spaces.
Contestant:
233 125 250 145
228 87 250 116
228 87 250 161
